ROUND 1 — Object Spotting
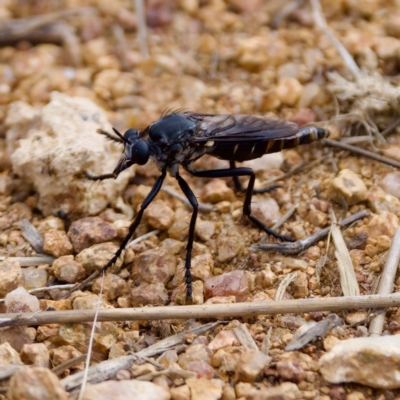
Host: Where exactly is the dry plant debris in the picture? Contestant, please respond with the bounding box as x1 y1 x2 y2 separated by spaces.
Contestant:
2 0 400 399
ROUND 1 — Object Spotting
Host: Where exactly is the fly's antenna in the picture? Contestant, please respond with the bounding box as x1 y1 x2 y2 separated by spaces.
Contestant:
112 127 128 143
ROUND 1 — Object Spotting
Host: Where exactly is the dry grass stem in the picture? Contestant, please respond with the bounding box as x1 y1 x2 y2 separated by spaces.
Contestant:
161 186 214 212
369 228 400 336
255 210 368 254
134 0 149 58
275 272 298 300
310 0 360 80
2 295 400 328
233 323 258 350
127 229 160 248
61 321 220 391
0 255 55 266
330 211 360 296
0 284 75 303
324 139 400 169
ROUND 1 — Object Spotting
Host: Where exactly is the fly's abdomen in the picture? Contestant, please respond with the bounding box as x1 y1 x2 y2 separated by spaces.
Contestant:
209 126 329 162
265 126 329 154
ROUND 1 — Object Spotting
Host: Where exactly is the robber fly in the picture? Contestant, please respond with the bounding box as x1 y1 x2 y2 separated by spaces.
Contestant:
85 112 329 301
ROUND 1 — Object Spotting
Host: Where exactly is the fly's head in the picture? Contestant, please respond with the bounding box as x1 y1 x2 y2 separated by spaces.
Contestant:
113 127 150 176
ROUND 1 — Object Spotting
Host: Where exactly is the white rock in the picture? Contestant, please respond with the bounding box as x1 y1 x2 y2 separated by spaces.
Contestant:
10 92 130 218
5 287 40 313
82 380 170 400
319 335 400 389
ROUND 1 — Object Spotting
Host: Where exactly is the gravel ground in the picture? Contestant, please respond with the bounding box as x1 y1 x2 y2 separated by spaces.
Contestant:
2 1 400 399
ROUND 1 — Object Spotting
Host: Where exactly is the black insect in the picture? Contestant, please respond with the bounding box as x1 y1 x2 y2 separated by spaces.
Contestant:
85 112 329 301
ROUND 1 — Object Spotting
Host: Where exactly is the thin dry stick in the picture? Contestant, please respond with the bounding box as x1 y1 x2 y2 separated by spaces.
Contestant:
78 270 105 400
275 272 298 300
260 156 325 187
61 321 220 391
0 255 55 266
0 284 75 303
369 228 400 336
310 0 361 81
161 186 214 212
3 294 400 327
134 0 149 58
324 139 400 169
255 210 368 254
330 211 360 296
126 229 160 249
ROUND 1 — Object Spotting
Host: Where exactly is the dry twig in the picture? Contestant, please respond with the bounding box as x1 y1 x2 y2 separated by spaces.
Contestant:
369 228 400 336
254 210 368 254
233 323 258 350
3 294 400 327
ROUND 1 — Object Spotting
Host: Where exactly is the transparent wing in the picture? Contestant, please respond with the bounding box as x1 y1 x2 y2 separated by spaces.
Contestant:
185 113 299 142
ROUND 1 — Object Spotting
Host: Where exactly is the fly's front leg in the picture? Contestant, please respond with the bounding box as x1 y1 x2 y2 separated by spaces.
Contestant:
187 164 293 242
175 171 198 302
84 171 116 181
229 161 280 194
63 168 167 298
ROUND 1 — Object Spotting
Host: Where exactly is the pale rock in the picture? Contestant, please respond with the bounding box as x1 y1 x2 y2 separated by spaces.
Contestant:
208 330 240 351
82 380 170 400
281 258 308 271
40 299 72 311
22 268 48 290
92 273 128 300
291 224 306 240
275 78 303 106
195 219 216 241
204 295 236 304
306 209 327 227
173 252 213 287
276 359 305 383
156 350 178 368
134 248 176 284
0 260 24 297
368 186 400 217
216 236 244 262
329 169 367 205
186 378 223 400
257 268 277 288
10 93 129 218
242 152 284 172
168 208 191 241
250 197 281 228
43 229 73 257
0 326 36 351
37 216 65 234
5 286 40 313
246 382 302 400
323 335 341 352
380 172 400 198
212 346 244 372
73 294 112 310
131 363 157 378
69 218 117 254
234 349 271 383
356 211 399 240
75 242 122 274
7 367 68 400
144 199 175 230
338 156 362 174
0 342 23 366
52 255 86 283
131 282 169 306
205 270 250 301
345 311 368 325
160 238 184 255
179 344 212 371
319 335 400 389
170 384 190 400
20 343 50 368
200 179 234 204
289 272 309 298
50 345 84 371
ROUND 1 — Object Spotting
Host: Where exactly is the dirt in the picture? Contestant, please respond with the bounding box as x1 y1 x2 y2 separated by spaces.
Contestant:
1 0 400 399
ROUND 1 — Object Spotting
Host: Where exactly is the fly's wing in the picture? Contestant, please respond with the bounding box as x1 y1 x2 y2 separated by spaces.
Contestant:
185 113 299 142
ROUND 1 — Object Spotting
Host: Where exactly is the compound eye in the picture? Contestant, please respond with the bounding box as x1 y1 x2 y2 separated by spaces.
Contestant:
132 140 149 165
124 128 139 142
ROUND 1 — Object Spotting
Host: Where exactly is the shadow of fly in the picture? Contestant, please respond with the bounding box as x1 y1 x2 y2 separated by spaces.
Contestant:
85 112 329 302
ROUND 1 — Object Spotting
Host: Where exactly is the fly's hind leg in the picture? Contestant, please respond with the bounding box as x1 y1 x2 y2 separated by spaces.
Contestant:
229 161 281 194
187 164 293 242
